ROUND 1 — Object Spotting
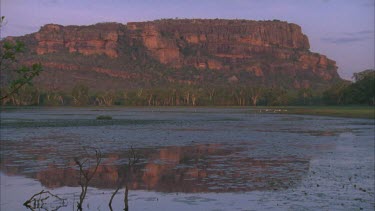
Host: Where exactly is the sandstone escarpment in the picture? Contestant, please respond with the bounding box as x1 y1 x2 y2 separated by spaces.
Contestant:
127 19 310 66
5 19 341 90
127 19 338 87
35 23 125 58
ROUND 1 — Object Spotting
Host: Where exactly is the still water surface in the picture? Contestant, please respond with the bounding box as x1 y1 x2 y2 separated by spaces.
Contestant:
0 107 374 210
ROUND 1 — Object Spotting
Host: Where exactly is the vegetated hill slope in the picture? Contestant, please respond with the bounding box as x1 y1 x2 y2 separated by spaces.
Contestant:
4 19 342 91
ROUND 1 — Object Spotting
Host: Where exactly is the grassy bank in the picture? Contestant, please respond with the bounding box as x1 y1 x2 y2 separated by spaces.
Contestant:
1 105 374 119
262 106 374 119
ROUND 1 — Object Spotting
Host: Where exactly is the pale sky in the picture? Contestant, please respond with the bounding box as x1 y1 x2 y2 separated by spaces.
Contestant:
1 0 374 80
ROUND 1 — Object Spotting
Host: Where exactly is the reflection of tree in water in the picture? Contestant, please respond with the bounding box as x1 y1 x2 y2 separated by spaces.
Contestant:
1 144 310 193
23 190 67 211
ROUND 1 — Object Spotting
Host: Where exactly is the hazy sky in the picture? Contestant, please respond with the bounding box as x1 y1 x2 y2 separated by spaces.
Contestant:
1 0 374 80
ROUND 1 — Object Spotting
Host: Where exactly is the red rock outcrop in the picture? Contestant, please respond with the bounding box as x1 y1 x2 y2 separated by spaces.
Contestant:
6 19 341 90
35 23 124 58
128 19 310 65
127 19 338 85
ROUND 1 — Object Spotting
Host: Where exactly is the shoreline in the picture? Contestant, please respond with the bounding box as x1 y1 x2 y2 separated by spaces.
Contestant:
1 106 374 119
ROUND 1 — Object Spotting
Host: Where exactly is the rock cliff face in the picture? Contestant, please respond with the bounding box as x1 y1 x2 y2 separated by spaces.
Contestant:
127 20 311 67
34 23 124 58
6 19 341 90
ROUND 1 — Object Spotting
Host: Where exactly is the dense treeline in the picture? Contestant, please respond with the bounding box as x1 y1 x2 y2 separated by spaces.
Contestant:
323 69 374 105
0 85 310 106
1 70 373 107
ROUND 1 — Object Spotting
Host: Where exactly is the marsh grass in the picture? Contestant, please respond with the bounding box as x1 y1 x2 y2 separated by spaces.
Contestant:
285 106 374 119
258 106 374 119
96 115 113 120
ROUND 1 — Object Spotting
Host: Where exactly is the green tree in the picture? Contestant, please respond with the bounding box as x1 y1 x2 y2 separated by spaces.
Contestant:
4 85 40 106
248 86 264 106
0 41 42 101
322 82 348 105
0 17 43 101
71 84 89 106
298 88 313 105
352 69 374 82
40 91 66 106
349 69 374 105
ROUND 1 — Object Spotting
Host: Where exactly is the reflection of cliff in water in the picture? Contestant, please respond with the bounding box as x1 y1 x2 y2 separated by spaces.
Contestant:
1 144 310 193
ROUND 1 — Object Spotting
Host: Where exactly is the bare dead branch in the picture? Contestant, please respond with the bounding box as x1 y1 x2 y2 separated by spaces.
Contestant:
124 185 129 211
108 186 121 211
75 149 102 211
107 146 140 211
23 190 66 210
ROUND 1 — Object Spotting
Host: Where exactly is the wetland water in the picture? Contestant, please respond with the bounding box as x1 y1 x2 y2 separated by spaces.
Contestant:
0 107 374 210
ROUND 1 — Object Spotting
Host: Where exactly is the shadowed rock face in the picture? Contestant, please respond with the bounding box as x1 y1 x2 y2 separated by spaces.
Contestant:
5 19 341 90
